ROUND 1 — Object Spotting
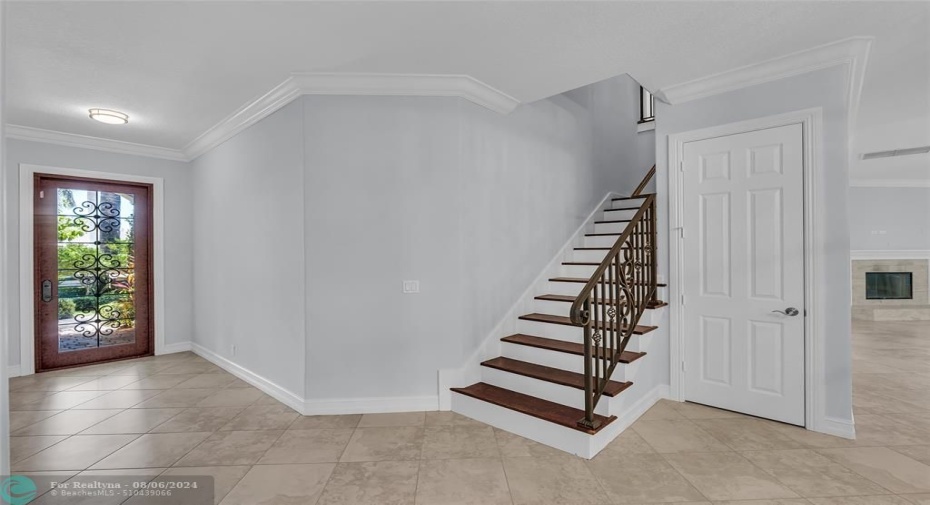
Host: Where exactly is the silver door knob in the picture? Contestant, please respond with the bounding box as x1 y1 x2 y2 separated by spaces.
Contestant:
772 307 799 316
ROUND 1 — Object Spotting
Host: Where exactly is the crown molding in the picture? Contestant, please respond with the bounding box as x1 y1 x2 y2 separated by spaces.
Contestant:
5 124 188 161
655 37 873 113
6 73 521 163
182 76 304 161
291 73 520 113
850 178 930 188
183 72 520 160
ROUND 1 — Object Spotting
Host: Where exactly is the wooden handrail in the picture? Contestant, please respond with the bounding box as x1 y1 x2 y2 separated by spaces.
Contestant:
631 165 656 197
571 166 658 430
569 194 655 327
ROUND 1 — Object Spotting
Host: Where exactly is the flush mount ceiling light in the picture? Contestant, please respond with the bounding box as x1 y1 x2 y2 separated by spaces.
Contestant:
88 108 129 125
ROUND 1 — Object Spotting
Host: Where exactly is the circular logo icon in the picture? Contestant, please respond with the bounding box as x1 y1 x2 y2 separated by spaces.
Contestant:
0 475 37 505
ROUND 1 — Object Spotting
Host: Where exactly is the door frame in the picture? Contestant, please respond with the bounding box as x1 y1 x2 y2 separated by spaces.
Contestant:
666 108 842 436
19 163 167 376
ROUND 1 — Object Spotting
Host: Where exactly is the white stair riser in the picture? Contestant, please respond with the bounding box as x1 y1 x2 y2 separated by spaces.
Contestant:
609 199 645 211
480 366 609 415
548 281 585 297
571 249 609 263
500 342 632 382
500 342 581 373
561 264 598 278
550 280 666 301
534 297 663 323
533 299 642 320
533 299 574 318
604 207 639 219
594 221 630 234
517 319 583 342
518 317 655 347
584 235 621 248
451 393 605 458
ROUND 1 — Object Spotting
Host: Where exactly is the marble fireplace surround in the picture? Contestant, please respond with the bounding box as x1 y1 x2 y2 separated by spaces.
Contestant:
852 258 930 321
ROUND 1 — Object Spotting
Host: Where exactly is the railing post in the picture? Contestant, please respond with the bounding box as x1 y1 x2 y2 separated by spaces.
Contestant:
649 199 658 304
577 297 600 430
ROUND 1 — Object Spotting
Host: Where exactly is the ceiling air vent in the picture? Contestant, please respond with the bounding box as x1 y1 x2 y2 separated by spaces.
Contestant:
861 146 930 160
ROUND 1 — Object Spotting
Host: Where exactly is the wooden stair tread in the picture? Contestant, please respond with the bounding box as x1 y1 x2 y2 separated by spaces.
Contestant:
451 383 616 435
605 206 642 212
501 334 646 364
537 293 628 306
518 313 657 335
536 294 667 309
550 277 668 287
594 219 632 224
611 194 653 202
482 357 632 397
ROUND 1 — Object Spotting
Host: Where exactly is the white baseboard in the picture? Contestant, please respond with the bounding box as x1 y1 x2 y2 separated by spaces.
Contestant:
191 343 306 414
8 365 22 378
304 396 439 415
814 415 857 440
192 343 439 416
158 342 193 355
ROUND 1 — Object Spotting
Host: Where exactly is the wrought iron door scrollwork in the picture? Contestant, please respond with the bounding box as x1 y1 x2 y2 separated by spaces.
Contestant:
61 198 132 341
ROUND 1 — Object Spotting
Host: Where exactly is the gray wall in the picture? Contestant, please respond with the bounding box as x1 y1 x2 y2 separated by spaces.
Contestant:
302 93 606 401
189 80 650 404
848 186 930 250
586 75 656 193
655 65 854 424
191 100 307 397
4 139 194 367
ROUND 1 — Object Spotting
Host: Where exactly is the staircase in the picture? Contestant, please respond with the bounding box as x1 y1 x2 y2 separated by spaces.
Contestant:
451 166 665 458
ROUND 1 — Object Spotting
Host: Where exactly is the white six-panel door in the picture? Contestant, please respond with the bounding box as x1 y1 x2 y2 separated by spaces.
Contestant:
681 123 805 425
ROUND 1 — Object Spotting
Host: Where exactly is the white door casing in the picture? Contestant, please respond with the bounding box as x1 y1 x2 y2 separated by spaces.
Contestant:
681 123 806 425
18 164 168 377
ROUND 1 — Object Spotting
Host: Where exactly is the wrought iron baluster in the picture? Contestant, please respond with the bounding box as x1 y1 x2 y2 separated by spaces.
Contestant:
573 186 656 430
580 296 595 429
593 282 600 394
650 204 658 304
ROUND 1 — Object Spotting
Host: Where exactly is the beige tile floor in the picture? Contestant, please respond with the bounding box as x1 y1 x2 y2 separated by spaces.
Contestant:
7 319 930 504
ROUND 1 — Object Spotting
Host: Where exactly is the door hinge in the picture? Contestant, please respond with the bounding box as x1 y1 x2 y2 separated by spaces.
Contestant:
39 190 44 199
681 361 687 372
680 294 686 306
679 160 684 172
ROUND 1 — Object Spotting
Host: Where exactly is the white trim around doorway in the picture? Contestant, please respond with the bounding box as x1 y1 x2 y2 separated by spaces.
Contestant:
666 108 852 439
18 164 167 376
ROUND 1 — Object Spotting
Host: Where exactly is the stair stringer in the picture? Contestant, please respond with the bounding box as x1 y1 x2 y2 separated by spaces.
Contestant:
437 191 622 410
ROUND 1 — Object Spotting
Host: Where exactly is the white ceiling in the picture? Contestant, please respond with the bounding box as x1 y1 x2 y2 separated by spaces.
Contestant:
6 1 929 180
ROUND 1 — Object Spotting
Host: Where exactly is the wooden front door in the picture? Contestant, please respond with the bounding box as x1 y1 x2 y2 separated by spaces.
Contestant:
34 174 154 372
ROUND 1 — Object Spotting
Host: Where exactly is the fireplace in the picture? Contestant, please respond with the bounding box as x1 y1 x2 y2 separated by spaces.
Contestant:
852 259 930 321
866 272 913 300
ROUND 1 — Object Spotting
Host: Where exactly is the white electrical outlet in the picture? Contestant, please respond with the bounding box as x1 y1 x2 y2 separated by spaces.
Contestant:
403 280 420 294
